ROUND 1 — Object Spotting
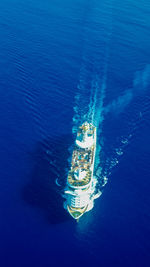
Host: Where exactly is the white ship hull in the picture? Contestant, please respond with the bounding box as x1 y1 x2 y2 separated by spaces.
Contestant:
64 122 98 220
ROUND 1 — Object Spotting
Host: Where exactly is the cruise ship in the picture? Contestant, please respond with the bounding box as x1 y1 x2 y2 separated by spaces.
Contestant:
64 122 100 220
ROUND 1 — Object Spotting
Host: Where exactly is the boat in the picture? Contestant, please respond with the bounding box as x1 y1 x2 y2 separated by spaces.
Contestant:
64 122 99 220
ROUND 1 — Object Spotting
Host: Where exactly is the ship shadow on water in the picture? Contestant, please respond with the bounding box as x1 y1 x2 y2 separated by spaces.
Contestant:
22 134 73 224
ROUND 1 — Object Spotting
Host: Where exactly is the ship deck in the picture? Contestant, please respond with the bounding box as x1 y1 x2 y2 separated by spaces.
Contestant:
68 169 91 187
67 145 95 187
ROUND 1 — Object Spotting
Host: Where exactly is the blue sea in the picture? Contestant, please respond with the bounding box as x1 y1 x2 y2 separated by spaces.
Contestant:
0 0 150 266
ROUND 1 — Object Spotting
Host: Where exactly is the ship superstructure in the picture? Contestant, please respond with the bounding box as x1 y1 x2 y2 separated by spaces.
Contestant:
64 122 100 220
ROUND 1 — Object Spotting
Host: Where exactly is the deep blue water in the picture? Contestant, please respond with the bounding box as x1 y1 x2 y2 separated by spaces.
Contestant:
0 0 150 266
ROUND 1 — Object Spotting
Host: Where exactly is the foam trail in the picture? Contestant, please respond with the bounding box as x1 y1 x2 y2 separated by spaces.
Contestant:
87 76 98 124
103 64 150 116
93 74 107 129
104 89 133 115
133 64 150 90
87 77 98 123
72 1 113 134
72 63 90 134
101 63 150 177
87 34 110 130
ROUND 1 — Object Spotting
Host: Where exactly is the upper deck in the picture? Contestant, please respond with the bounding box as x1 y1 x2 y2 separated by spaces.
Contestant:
68 168 91 187
67 145 95 187
67 122 96 188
